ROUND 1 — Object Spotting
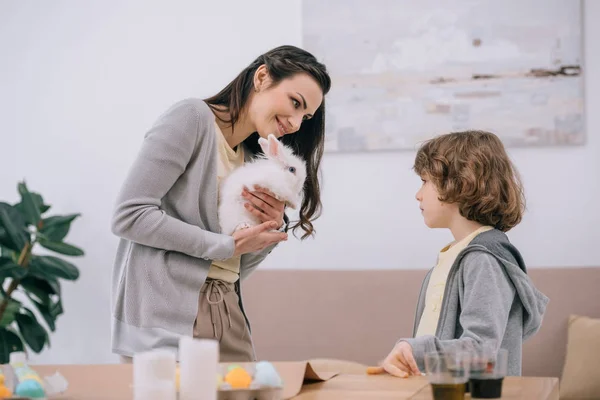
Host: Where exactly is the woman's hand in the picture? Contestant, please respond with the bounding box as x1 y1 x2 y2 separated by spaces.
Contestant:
242 185 286 230
232 221 287 257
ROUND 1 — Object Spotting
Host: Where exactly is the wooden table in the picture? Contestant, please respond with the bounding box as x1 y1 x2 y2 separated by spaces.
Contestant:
29 363 558 399
406 376 559 400
295 374 559 399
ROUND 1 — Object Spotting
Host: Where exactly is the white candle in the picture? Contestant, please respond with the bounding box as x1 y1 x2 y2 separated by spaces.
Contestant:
133 349 176 400
134 381 176 400
179 337 219 400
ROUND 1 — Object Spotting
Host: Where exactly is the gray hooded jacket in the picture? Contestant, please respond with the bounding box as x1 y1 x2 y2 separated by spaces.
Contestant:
402 229 549 376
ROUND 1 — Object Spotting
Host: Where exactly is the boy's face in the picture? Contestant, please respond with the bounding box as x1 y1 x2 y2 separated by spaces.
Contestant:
415 174 458 229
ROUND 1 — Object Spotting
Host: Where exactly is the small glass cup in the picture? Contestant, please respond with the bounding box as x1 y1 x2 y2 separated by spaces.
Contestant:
462 342 496 393
424 351 470 400
469 348 508 399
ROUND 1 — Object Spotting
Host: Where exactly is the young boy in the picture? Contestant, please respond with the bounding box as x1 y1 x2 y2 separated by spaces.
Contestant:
377 130 548 378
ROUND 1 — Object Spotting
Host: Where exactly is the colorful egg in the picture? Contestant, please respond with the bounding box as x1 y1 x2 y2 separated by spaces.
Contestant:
15 379 45 398
224 367 252 389
254 361 283 388
21 373 43 384
227 364 241 372
0 385 12 398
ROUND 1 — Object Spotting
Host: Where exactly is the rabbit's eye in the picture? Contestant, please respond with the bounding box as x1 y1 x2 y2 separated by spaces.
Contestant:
288 167 296 174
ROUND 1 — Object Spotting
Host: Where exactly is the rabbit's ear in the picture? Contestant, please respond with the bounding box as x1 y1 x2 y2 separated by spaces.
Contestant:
267 134 280 157
259 134 280 158
258 136 269 155
269 134 280 158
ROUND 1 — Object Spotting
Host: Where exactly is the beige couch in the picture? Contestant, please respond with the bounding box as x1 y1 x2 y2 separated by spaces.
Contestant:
242 267 600 378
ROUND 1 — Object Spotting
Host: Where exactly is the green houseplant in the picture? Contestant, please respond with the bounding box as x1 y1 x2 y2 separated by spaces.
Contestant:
0 181 83 363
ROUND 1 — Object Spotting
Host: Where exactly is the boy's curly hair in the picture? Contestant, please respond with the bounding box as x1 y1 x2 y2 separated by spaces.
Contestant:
413 130 525 232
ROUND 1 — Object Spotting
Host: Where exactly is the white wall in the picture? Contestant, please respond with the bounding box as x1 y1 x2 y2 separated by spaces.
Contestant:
0 1 598 364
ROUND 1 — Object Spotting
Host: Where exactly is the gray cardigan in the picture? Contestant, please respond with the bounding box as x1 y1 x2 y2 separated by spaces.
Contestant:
402 229 549 376
110 98 276 358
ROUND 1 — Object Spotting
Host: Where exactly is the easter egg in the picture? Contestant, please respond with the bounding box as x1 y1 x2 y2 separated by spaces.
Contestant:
15 379 45 398
224 367 252 389
21 373 43 384
256 361 275 370
0 385 12 398
254 361 283 388
227 364 241 372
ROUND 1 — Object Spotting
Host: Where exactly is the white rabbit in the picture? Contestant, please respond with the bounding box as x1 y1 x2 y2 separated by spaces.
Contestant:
218 134 307 235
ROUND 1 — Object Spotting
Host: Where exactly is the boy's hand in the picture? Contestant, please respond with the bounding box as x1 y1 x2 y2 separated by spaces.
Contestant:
370 341 421 378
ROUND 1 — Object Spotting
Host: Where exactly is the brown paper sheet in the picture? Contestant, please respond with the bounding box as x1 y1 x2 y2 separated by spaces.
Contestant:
274 361 338 399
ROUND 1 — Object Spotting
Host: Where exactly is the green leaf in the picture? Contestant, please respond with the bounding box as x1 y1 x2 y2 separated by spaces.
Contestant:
29 256 80 281
0 227 9 250
15 308 48 353
15 192 51 216
0 203 28 252
0 245 15 260
33 193 51 214
17 182 42 226
20 276 60 297
25 263 56 282
38 238 84 257
46 277 61 295
0 327 24 364
49 297 63 318
26 296 57 332
20 276 61 332
39 214 80 242
21 278 51 305
0 257 27 280
0 297 22 327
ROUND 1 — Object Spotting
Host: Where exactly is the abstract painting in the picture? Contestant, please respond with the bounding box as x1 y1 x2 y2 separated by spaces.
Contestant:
302 0 584 152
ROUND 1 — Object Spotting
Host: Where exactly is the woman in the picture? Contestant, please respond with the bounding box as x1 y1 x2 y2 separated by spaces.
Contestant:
111 45 331 362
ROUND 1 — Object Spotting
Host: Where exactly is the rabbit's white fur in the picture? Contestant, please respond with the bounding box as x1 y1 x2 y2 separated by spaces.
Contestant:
218 134 307 235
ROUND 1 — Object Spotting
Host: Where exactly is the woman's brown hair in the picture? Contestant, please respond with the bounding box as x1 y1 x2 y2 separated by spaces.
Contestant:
413 130 525 232
204 45 331 239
